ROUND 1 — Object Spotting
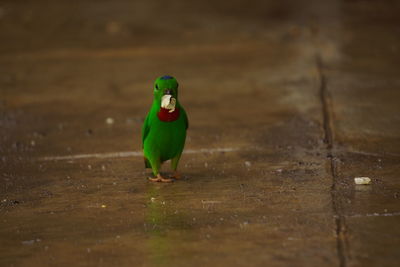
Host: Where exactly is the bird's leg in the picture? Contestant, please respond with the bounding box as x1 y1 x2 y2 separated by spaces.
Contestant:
148 173 173 183
147 157 172 182
170 154 182 179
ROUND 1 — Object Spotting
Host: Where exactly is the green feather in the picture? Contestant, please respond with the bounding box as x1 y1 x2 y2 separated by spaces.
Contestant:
141 76 188 176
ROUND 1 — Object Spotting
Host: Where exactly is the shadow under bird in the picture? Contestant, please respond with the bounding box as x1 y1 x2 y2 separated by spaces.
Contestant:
141 75 189 182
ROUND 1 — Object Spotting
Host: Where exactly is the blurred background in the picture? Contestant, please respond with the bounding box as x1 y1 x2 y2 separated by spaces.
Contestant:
1 0 400 266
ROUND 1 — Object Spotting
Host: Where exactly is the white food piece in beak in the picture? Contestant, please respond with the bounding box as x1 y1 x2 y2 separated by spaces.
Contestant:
161 95 176 113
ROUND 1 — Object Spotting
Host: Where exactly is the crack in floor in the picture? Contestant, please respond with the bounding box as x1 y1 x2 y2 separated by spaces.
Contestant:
316 54 348 267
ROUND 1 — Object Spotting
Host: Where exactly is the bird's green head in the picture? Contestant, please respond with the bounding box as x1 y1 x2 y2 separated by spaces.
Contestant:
153 75 179 111
154 75 179 99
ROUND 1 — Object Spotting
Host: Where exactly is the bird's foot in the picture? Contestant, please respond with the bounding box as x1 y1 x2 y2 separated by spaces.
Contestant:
170 171 182 180
148 174 173 183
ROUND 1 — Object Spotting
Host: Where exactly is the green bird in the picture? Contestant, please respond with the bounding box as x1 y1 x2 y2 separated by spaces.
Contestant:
141 75 188 182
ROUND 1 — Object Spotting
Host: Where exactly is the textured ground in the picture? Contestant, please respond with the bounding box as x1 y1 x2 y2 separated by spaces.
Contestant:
1 0 400 266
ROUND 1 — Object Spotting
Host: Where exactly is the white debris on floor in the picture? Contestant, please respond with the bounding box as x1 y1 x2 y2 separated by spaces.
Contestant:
105 117 114 125
354 177 371 185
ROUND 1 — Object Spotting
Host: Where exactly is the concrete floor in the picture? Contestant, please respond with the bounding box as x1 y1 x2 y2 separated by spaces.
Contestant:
1 0 400 266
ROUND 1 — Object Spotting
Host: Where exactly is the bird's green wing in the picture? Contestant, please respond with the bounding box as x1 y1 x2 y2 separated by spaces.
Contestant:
141 113 151 148
181 107 189 129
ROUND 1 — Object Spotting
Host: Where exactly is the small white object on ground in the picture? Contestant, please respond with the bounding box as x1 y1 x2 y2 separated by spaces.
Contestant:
354 177 371 185
106 117 114 125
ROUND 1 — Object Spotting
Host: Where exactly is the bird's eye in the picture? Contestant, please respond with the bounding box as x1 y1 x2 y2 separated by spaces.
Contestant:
155 84 159 90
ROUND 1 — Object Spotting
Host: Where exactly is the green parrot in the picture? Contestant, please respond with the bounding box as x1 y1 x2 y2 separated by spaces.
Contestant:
141 75 188 182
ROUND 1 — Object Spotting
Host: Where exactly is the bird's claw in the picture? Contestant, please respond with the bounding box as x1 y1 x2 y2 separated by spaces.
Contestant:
148 174 173 183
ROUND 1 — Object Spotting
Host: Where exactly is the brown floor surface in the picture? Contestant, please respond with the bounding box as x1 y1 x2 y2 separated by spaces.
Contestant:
1 1 399 266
